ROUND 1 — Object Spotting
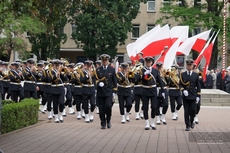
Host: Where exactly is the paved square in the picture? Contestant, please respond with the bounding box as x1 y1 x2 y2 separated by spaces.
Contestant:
0 104 230 153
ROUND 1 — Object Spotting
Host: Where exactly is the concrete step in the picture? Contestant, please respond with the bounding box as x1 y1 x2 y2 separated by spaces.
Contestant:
201 89 230 98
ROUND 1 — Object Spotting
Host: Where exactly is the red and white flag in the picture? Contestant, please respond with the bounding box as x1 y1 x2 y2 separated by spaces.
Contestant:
202 30 219 81
158 26 189 67
126 25 161 60
177 29 211 55
140 24 171 57
194 31 216 66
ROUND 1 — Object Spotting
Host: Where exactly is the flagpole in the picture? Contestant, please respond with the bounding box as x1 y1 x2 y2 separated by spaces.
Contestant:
153 46 168 66
222 0 229 71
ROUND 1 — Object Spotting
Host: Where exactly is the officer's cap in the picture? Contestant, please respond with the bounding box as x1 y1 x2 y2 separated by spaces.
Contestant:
37 63 43 67
2 62 9 65
11 62 19 66
53 59 61 65
22 60 27 64
171 64 179 69
84 60 93 65
126 61 133 66
44 61 49 65
186 59 194 65
76 62 84 67
67 64 74 68
95 60 101 64
138 52 144 55
15 59 22 63
120 62 129 68
100 54 110 60
145 56 154 62
156 61 163 67
27 58 35 64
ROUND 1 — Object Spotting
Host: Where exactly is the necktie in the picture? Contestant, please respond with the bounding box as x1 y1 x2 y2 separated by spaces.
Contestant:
103 66 106 70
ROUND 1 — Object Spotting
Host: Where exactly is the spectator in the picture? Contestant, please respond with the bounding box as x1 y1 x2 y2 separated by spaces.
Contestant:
215 68 222 90
211 69 216 89
225 71 230 93
205 70 213 89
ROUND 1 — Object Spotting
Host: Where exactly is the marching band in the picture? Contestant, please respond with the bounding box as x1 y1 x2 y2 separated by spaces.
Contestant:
0 53 203 131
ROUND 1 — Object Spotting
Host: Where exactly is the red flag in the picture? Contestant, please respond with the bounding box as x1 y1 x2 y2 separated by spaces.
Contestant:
177 30 211 55
202 43 213 81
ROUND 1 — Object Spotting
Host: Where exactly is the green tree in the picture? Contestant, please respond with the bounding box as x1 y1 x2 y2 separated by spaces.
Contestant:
0 1 45 61
69 0 145 60
157 0 227 69
26 0 74 61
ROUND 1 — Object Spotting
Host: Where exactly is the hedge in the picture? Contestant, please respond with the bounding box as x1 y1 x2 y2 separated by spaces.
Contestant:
1 98 39 134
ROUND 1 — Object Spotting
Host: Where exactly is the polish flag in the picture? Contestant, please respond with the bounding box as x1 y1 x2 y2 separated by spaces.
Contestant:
194 31 216 66
163 31 187 69
177 29 211 55
202 30 219 81
158 26 189 65
140 24 171 57
126 25 161 60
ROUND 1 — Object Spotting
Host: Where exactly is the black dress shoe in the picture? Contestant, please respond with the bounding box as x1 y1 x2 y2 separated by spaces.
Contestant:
195 121 199 124
191 123 195 129
107 122 112 129
150 126 157 130
185 126 190 131
101 126 106 129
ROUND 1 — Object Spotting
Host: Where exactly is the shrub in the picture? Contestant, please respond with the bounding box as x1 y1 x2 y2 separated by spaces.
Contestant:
2 100 15 105
1 98 39 134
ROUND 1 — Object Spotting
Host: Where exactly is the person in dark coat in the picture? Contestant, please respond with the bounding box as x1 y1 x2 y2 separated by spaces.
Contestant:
179 59 201 131
215 68 222 90
95 54 117 129
205 70 213 89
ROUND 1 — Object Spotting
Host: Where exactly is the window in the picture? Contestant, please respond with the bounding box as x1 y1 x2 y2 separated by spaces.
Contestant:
117 54 124 63
26 32 31 38
147 25 155 32
193 27 201 36
194 0 201 7
147 0 156 12
162 0 170 7
71 24 77 34
131 25 140 39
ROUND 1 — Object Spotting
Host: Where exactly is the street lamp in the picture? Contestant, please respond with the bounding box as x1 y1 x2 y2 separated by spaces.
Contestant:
223 0 230 71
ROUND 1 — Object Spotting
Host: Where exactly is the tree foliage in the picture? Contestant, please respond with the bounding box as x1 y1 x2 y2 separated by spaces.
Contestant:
157 0 229 69
69 0 145 60
0 1 45 61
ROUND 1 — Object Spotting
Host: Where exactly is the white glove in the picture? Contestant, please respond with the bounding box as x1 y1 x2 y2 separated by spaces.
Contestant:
196 97 200 104
144 70 150 75
183 90 188 97
113 93 116 99
162 92 165 99
99 82 104 87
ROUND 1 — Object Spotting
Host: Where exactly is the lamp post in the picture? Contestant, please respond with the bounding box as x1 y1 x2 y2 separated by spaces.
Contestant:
223 0 229 71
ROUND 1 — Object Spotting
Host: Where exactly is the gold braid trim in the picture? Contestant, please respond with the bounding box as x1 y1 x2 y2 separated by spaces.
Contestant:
94 70 106 82
170 76 179 89
180 73 190 86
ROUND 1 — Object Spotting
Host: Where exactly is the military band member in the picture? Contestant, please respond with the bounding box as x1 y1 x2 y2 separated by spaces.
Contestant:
141 56 164 130
155 62 168 125
166 65 182 120
36 63 47 114
133 62 144 120
23 59 38 99
116 62 133 123
95 60 101 114
66 64 75 115
138 52 144 65
50 60 65 123
70 62 84 120
8 62 24 102
1 62 11 100
179 59 201 131
80 60 96 123
95 54 117 129
44 60 53 120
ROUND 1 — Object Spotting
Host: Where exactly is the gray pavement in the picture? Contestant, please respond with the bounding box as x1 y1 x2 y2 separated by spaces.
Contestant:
0 104 230 153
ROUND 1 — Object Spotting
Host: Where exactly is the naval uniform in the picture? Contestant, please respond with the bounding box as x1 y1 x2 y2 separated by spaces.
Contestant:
23 67 37 99
180 71 201 129
8 69 24 102
95 65 117 128
116 71 133 116
1 69 11 100
141 67 164 120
